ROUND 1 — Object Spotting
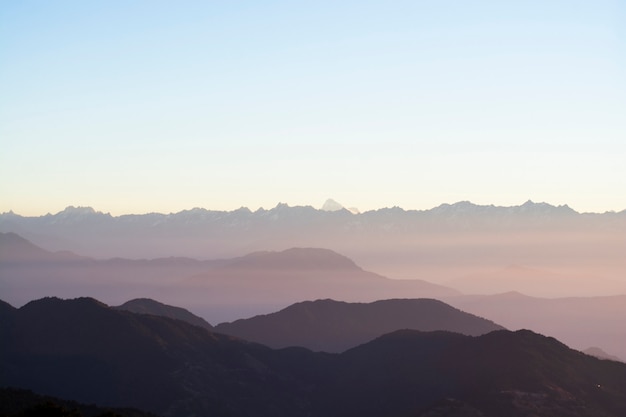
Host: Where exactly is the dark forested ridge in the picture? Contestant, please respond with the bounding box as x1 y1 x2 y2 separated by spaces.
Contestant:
2 297 626 417
0 387 157 417
215 298 503 352
0 297 326 417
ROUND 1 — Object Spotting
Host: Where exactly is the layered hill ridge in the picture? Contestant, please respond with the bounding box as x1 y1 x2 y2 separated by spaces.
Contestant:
0 234 459 322
182 248 460 321
113 298 213 330
2 297 626 417
444 292 626 362
215 298 503 352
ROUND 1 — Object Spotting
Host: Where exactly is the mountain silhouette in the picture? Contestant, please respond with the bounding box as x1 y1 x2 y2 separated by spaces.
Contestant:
2 297 626 417
0 297 315 417
223 247 359 270
114 298 213 330
215 298 503 352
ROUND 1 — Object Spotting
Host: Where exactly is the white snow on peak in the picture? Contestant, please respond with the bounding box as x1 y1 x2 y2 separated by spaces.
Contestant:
321 199 344 212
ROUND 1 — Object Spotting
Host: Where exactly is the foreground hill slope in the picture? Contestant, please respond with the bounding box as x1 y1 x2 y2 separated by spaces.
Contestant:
215 298 503 352
2 297 626 417
0 387 157 417
319 329 626 417
0 297 316 417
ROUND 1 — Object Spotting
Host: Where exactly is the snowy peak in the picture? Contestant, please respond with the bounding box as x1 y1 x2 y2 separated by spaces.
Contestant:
321 199 359 214
321 199 344 212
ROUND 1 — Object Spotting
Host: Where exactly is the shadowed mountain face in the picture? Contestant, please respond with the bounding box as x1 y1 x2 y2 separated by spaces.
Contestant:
113 298 213 330
2 297 626 417
215 298 504 352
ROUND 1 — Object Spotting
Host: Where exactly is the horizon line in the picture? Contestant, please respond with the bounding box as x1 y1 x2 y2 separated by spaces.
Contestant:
2 199 625 218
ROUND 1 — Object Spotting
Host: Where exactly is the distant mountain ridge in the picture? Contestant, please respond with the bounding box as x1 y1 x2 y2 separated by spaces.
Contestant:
4 199 613 220
2 296 626 417
2 202 624 299
215 298 504 352
2 200 623 261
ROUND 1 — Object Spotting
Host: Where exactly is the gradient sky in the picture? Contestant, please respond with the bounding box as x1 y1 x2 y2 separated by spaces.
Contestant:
1 1 625 216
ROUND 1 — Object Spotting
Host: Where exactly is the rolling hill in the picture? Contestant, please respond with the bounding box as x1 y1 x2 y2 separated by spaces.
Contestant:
180 247 460 321
215 298 503 352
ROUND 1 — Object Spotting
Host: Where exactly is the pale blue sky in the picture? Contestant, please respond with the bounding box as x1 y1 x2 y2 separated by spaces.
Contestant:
1 1 625 215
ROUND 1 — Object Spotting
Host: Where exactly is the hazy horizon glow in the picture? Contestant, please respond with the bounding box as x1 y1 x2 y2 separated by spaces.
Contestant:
2 1 625 216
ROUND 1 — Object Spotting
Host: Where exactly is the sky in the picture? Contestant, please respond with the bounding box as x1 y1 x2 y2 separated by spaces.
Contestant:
1 1 625 216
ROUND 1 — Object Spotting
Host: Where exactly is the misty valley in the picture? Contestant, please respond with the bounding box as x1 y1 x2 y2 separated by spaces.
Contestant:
1 202 626 417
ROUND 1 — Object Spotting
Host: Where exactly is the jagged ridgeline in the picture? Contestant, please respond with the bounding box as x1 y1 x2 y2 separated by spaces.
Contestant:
2 201 624 298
